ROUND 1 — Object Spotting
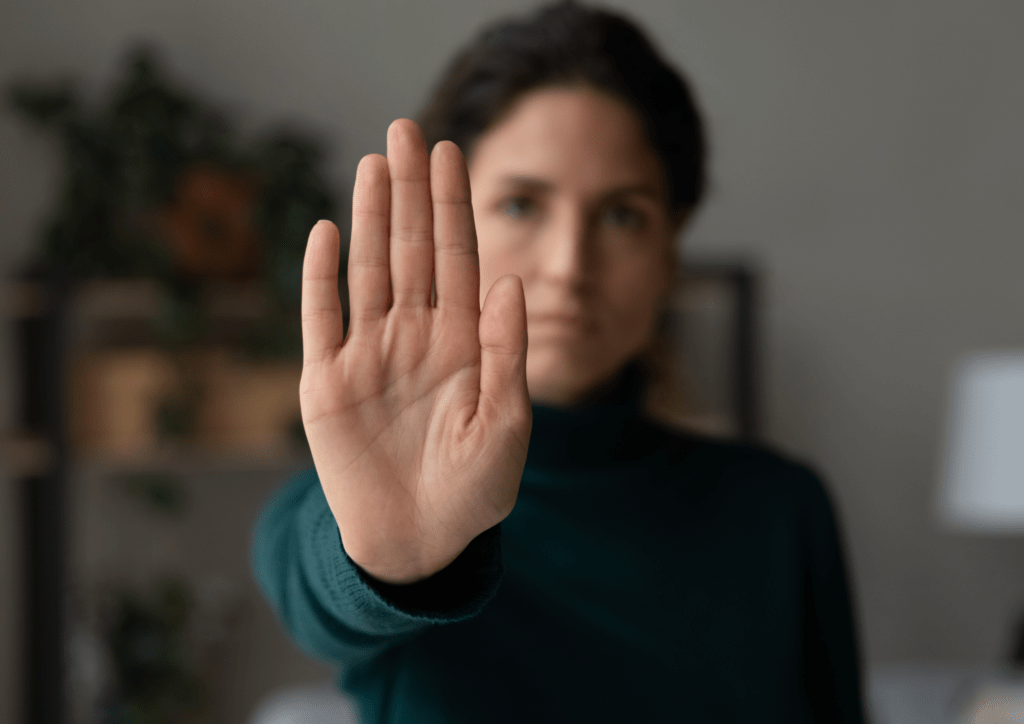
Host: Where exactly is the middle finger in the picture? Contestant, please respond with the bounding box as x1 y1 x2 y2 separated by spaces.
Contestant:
387 119 434 308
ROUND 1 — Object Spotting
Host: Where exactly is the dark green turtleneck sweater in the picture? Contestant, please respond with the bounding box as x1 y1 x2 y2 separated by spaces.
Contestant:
251 378 865 723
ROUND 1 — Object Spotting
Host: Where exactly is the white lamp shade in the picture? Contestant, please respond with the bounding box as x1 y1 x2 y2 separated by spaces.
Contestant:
938 351 1024 532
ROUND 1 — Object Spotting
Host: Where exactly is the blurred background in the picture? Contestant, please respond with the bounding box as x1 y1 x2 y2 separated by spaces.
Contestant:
2 1 1023 722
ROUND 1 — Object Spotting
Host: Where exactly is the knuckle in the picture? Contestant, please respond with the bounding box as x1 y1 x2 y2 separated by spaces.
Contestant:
392 223 433 245
301 308 336 325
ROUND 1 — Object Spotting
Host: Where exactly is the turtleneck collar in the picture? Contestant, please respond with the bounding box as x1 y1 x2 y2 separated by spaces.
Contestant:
525 361 652 469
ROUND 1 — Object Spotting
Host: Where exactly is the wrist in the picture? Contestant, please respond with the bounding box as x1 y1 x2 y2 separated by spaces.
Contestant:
342 527 472 585
349 525 504 615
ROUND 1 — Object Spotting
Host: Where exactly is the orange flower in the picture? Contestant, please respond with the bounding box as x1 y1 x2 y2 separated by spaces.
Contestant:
160 164 262 278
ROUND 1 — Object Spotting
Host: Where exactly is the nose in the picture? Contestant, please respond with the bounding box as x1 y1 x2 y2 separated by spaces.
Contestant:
538 206 593 290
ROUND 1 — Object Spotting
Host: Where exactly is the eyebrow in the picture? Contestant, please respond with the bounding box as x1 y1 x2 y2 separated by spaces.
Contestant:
496 175 663 202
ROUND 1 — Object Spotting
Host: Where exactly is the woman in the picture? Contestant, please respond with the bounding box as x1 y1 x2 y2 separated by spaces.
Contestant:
252 3 865 722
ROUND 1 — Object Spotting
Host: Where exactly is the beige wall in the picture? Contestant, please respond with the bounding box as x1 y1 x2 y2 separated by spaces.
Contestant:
3 0 1024 716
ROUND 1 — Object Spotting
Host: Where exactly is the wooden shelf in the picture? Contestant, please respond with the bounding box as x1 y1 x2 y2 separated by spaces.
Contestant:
70 278 271 323
0 435 312 480
70 446 312 476
3 277 232 323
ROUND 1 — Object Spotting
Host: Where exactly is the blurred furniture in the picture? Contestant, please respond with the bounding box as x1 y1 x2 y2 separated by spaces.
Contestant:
5 270 69 724
870 662 1024 724
6 271 319 724
937 350 1024 663
937 351 1024 532
925 351 1024 722
665 262 759 441
7 49 339 724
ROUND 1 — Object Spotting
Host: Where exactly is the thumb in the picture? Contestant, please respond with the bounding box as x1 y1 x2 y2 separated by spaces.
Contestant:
478 274 529 421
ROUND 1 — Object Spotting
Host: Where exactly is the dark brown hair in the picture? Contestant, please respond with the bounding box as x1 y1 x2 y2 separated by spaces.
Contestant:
418 1 707 216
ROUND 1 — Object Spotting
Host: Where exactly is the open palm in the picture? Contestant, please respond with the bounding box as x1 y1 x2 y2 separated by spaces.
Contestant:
299 120 531 585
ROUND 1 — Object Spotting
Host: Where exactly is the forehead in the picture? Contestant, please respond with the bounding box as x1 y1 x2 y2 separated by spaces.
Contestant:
467 86 664 194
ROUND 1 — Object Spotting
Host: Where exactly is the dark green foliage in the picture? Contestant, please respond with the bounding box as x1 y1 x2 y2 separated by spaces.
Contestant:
8 47 339 358
9 83 78 126
154 399 193 442
119 473 189 516
102 579 204 724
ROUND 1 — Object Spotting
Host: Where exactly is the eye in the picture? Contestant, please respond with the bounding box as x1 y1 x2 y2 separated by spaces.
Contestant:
500 196 536 219
603 204 645 230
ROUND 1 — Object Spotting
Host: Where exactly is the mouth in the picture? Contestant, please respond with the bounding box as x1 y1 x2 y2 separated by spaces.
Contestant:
527 314 599 337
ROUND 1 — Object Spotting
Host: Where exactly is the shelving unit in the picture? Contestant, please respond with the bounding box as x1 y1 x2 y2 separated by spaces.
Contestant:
7 271 313 724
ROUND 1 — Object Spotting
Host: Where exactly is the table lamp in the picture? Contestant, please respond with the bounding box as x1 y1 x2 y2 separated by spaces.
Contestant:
934 351 1024 722
937 351 1024 533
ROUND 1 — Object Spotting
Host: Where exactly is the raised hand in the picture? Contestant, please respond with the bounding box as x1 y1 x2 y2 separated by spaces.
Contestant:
299 120 531 585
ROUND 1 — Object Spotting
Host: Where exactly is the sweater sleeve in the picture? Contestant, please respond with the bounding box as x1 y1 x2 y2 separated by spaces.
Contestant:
795 465 867 724
250 466 504 669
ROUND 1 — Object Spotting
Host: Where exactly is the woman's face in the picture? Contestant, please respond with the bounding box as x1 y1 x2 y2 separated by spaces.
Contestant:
468 86 681 407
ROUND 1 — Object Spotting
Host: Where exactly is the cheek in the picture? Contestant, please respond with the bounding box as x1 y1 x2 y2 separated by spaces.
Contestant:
476 239 517 305
474 216 534 304
600 262 671 354
608 259 669 325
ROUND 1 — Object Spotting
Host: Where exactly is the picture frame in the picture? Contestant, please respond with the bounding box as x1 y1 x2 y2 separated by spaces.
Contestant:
652 262 759 441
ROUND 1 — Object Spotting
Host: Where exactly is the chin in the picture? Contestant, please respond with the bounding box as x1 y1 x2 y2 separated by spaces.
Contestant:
526 345 619 407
